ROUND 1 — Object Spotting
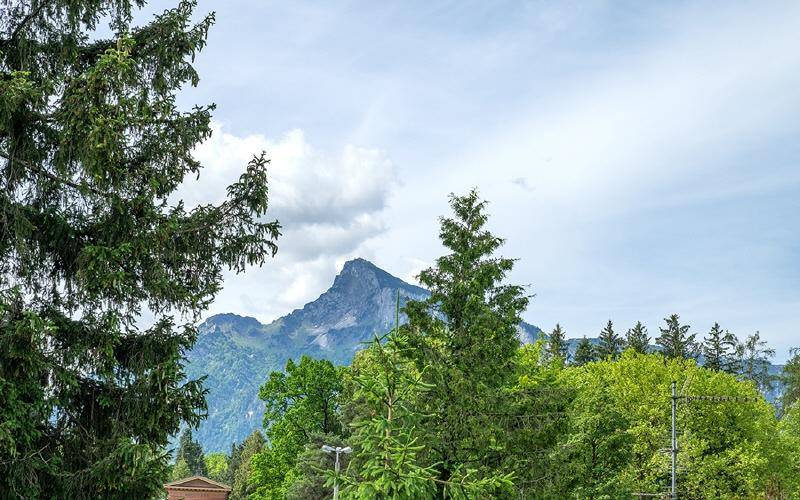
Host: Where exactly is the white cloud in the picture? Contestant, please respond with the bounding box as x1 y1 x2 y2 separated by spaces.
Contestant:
177 123 399 322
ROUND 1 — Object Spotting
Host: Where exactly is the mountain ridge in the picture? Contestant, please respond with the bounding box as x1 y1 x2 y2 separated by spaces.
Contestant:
186 258 543 452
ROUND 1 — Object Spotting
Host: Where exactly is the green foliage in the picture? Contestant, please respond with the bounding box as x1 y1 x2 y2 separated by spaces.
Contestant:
284 433 344 500
545 323 569 366
572 336 595 366
404 189 529 381
625 321 650 355
781 348 800 412
552 381 634 498
176 428 206 476
512 342 574 496
341 332 439 499
250 356 345 499
205 452 229 483
596 320 623 360
171 457 191 482
402 189 528 495
737 331 776 394
656 314 697 360
0 1 279 497
230 431 265 500
702 323 738 373
560 352 782 498
777 404 800 497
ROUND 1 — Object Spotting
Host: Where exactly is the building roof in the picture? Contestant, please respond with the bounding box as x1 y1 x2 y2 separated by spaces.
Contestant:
164 475 232 491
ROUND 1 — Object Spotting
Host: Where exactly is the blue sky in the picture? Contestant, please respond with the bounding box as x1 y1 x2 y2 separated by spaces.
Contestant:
145 1 799 359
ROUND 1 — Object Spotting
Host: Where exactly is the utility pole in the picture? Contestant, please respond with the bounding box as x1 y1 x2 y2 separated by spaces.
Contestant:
322 444 352 500
636 383 759 500
671 381 677 500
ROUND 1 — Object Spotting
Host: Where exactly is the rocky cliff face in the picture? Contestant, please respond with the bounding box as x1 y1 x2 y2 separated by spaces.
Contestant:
185 258 542 452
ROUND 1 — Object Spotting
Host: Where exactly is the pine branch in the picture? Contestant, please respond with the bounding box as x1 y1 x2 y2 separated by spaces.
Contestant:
1 1 51 49
0 149 108 197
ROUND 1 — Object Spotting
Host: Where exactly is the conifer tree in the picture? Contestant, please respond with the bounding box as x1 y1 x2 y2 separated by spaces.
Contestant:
0 2 279 497
596 320 623 360
230 431 265 500
573 336 597 366
404 189 527 495
625 321 650 354
343 332 438 499
656 314 697 360
545 323 569 365
702 323 738 372
176 428 207 476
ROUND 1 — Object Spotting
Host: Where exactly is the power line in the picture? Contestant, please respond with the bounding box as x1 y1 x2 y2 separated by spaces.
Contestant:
636 381 760 500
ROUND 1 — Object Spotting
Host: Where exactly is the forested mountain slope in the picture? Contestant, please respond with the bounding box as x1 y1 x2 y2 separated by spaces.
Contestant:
186 258 543 451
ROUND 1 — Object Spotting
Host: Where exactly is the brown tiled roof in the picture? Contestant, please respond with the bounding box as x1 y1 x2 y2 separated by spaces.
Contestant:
164 475 232 491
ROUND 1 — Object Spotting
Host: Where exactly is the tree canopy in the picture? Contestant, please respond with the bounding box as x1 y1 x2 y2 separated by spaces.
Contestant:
0 1 279 497
596 319 623 360
656 314 697 360
625 321 650 355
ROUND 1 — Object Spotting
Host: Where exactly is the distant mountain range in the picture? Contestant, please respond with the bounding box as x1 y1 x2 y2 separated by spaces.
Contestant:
185 258 784 452
186 258 543 452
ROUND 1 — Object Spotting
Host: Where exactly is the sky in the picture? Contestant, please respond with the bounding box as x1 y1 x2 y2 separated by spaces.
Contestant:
143 0 799 359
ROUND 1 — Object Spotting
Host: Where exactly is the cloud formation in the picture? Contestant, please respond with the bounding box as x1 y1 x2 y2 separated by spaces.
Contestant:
151 0 800 360
180 123 398 320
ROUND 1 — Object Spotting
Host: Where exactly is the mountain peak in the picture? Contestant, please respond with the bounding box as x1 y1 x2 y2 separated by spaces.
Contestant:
333 258 424 294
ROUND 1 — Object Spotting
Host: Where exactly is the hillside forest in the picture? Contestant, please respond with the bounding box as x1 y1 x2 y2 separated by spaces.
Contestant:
2 1 799 499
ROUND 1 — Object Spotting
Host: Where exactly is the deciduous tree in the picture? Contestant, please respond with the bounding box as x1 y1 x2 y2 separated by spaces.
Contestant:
737 331 776 394
250 356 345 499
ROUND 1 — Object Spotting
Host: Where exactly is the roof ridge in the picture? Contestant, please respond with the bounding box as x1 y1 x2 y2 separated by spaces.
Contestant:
163 475 232 491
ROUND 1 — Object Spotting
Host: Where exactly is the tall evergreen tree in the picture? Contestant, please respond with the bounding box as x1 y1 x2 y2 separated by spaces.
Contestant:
176 428 206 476
0 2 279 497
656 314 697 360
545 323 569 365
573 336 597 366
702 323 738 372
343 332 438 499
596 320 623 360
404 189 528 495
230 431 265 500
625 321 650 354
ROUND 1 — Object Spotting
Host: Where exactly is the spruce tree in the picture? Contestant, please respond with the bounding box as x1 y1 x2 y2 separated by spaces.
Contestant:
545 323 569 365
702 323 737 372
176 428 207 476
596 320 623 360
573 336 597 366
656 314 697 360
625 321 650 354
0 2 279 497
230 431 265 500
404 189 528 495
